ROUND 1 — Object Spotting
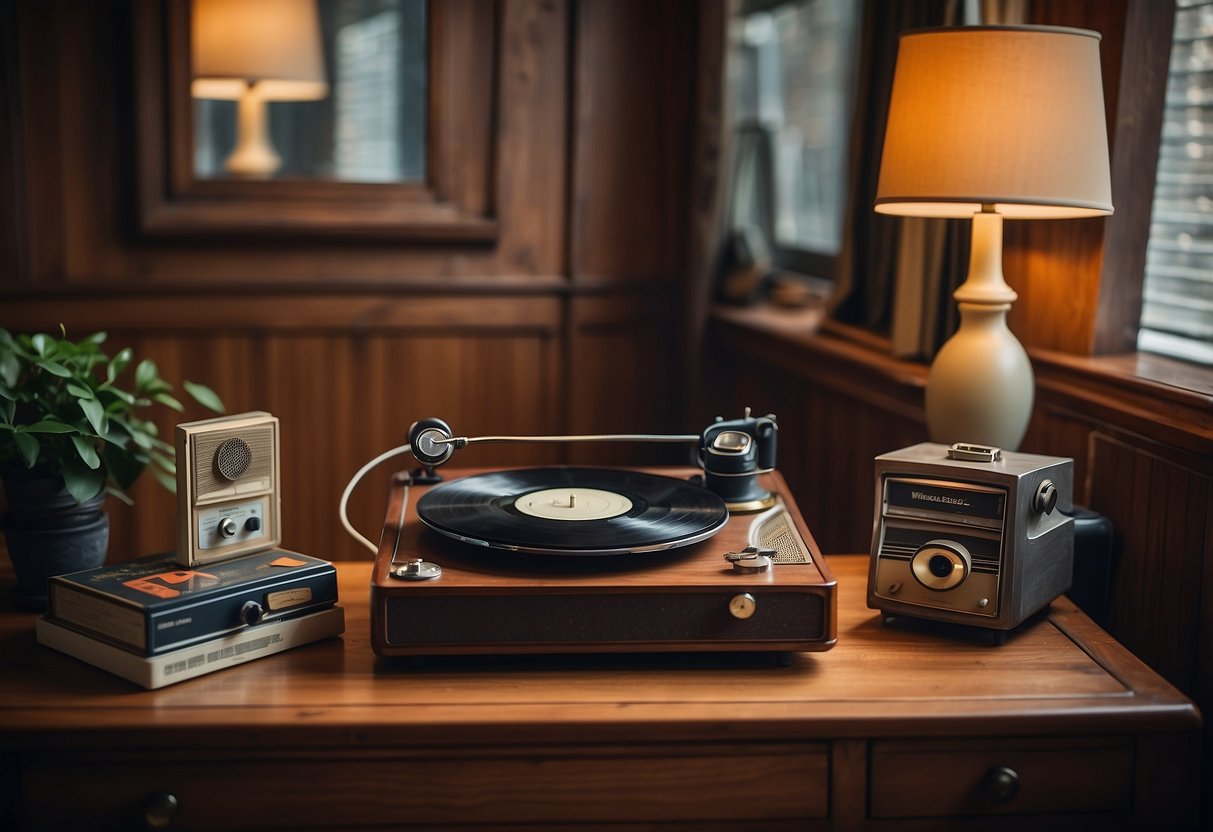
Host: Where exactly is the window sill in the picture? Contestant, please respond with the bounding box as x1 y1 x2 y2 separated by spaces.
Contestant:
710 303 1213 454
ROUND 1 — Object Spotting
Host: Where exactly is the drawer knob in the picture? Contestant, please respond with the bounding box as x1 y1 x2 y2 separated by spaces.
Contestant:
981 766 1019 804
144 792 179 829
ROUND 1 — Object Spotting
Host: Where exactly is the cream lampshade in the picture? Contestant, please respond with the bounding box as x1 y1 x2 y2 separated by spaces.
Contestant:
875 25 1112 450
191 0 329 178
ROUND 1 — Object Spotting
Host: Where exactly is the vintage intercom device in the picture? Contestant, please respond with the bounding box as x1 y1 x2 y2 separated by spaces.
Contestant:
175 411 281 567
867 442 1074 639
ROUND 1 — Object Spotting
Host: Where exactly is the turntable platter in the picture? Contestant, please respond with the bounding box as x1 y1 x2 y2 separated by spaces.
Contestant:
415 467 729 555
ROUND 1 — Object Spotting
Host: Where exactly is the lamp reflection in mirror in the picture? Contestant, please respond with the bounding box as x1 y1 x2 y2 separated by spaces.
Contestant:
874 25 1113 450
191 0 329 178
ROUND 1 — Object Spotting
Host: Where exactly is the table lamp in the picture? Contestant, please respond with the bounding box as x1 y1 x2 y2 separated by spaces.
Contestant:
875 26 1112 450
191 0 328 178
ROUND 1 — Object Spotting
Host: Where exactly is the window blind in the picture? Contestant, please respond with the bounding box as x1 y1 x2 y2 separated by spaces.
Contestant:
1139 0 1213 364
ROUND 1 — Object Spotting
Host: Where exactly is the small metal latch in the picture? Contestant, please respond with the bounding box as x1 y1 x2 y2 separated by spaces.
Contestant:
724 546 774 574
391 558 442 581
947 443 1002 462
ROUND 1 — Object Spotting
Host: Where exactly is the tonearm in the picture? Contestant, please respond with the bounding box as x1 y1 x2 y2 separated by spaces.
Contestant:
407 409 779 511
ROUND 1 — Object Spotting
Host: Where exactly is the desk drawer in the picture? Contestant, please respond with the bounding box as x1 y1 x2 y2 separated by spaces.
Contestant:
21 742 828 830
869 735 1134 818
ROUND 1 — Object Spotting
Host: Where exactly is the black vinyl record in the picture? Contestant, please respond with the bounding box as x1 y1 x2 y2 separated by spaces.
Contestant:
416 467 729 556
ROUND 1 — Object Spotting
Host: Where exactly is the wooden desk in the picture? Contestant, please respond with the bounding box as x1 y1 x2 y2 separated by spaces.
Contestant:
0 555 1200 831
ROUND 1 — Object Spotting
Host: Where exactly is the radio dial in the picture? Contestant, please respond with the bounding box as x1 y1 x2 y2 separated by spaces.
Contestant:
1033 479 1058 514
218 517 238 538
910 540 971 591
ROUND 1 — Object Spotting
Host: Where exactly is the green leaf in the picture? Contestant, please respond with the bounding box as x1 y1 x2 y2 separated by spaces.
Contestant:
13 432 39 468
61 459 106 504
103 444 147 491
183 381 225 413
30 333 49 357
99 387 136 407
105 485 134 506
83 331 107 345
0 351 18 388
70 434 101 469
134 358 159 392
0 397 13 424
129 426 153 450
67 382 95 400
153 392 184 412
106 347 132 383
150 464 178 494
35 360 71 378
25 419 77 434
151 451 176 474
78 396 107 435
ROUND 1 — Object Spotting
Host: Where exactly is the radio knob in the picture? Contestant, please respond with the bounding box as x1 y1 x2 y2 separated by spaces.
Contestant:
728 593 757 620
218 517 238 538
245 516 262 532
240 600 265 626
1033 479 1058 514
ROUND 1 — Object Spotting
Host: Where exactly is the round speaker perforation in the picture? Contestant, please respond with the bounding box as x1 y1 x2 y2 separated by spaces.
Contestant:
215 437 253 480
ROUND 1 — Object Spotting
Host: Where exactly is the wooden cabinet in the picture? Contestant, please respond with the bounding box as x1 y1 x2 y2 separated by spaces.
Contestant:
19 745 830 830
0 556 1200 830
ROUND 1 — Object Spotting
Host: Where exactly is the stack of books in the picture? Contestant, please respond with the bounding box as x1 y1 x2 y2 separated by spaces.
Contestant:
36 549 344 689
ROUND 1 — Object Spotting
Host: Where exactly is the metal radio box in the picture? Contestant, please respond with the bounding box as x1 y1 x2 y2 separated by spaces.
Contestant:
867 442 1074 639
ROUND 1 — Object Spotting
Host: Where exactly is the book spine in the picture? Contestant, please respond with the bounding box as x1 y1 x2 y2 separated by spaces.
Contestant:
35 606 345 689
49 584 148 652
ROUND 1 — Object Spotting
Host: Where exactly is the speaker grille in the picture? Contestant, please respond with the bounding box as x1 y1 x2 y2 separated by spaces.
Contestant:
215 438 252 480
753 510 810 564
192 424 275 498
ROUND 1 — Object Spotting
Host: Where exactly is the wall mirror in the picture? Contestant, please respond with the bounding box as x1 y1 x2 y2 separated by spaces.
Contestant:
134 0 498 240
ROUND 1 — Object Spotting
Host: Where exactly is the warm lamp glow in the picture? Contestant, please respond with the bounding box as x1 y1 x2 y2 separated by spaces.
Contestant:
874 26 1112 450
875 26 1112 220
191 0 328 176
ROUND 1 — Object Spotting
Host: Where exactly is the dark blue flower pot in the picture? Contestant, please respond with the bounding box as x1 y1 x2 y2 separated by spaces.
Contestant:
4 512 110 610
2 468 110 610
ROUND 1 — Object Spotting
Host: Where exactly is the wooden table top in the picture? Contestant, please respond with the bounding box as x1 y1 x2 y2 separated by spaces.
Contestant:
0 554 1198 750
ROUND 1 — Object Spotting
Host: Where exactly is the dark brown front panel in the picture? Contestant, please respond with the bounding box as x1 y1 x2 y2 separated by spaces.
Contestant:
22 745 830 829
870 736 1134 819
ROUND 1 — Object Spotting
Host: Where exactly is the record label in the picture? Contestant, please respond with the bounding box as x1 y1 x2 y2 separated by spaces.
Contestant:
416 467 729 555
514 487 633 521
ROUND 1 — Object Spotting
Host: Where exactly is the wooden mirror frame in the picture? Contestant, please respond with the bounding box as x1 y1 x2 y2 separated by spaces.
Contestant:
133 0 498 241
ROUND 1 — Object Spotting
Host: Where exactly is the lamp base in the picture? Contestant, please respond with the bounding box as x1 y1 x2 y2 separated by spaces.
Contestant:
223 85 281 179
926 301 1033 450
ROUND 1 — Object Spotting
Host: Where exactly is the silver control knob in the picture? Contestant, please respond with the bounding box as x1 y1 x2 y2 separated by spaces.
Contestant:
728 593 757 620
218 517 238 538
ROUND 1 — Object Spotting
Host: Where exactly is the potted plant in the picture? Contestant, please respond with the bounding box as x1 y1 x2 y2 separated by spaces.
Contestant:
0 326 223 608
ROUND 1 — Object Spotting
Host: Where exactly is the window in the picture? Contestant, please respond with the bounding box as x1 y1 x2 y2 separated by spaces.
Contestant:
726 0 860 279
1138 0 1213 364
193 0 428 183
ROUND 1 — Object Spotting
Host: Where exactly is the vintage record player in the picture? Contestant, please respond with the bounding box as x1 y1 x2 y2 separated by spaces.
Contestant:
367 412 836 658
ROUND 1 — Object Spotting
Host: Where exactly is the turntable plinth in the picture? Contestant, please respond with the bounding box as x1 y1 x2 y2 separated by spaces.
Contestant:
370 467 836 656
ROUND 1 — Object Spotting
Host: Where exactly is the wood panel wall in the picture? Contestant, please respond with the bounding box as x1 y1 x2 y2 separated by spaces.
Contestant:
0 0 698 561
